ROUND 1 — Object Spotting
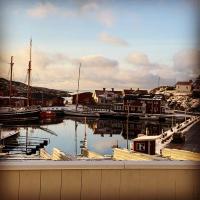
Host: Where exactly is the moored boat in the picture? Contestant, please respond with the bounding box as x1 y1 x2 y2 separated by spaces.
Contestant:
64 109 100 118
0 40 40 122
40 110 56 119
41 107 65 116
0 107 40 122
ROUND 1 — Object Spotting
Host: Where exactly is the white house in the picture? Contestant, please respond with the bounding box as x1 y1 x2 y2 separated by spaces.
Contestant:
176 80 192 93
92 88 123 104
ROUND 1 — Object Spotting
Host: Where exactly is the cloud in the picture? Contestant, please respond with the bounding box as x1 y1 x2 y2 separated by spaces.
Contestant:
0 48 174 90
99 32 128 46
26 1 115 27
0 49 120 90
92 139 117 151
173 49 200 78
74 55 119 89
126 49 200 86
127 52 150 66
126 52 177 87
80 2 98 13
97 10 115 27
2 47 198 90
0 48 75 89
27 2 57 18
78 55 118 68
73 1 115 27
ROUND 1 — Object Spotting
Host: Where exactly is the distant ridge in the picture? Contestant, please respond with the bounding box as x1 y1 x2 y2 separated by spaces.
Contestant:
0 77 70 97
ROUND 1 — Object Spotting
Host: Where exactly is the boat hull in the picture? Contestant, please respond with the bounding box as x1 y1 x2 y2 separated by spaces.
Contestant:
64 110 99 118
0 108 40 122
40 111 56 119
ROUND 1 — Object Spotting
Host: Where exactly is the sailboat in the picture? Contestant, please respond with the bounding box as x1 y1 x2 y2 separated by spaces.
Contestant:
0 39 40 122
64 63 99 118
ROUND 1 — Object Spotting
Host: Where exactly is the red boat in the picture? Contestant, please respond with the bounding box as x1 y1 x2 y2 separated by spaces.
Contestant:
40 111 56 119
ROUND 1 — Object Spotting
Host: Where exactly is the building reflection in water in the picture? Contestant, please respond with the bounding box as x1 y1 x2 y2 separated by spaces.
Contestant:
69 117 171 140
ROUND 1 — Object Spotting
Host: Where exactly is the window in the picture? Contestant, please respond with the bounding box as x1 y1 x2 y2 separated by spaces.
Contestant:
136 143 145 151
117 106 122 110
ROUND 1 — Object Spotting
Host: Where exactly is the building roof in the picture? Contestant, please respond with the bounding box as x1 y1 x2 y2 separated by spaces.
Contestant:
133 135 160 141
176 81 192 86
124 94 140 100
71 92 92 97
0 96 27 100
123 89 135 95
94 90 123 97
133 89 148 95
124 93 164 101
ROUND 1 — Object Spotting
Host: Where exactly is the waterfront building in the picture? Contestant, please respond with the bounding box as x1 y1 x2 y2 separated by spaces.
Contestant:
30 93 65 107
176 80 193 92
71 92 94 105
93 88 123 104
92 119 123 136
0 96 27 107
123 88 135 95
132 135 159 155
113 94 166 114
192 75 200 98
123 88 148 96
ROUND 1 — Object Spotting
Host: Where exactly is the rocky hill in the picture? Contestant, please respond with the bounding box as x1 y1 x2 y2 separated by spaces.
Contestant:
0 78 70 97
150 76 200 112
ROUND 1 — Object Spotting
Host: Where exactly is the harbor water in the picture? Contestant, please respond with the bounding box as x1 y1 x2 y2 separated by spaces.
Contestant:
1 116 180 156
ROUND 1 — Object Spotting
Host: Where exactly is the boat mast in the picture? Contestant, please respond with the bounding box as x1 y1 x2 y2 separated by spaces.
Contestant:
74 121 78 155
84 116 87 149
75 63 81 111
9 56 14 107
126 104 129 150
27 38 32 107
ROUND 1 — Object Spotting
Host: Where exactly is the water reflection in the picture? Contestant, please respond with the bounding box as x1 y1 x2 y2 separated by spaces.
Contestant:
1 116 175 156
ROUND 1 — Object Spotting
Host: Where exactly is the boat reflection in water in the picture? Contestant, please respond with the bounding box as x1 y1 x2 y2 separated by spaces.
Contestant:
0 117 64 156
1 116 174 157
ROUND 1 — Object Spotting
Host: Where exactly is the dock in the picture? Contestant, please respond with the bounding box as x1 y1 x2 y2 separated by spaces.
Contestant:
113 148 154 160
131 115 200 155
162 148 200 161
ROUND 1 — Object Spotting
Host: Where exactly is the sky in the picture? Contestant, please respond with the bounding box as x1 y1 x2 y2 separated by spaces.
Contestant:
0 0 199 91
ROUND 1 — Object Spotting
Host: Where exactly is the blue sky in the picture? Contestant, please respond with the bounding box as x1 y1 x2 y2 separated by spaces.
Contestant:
0 0 199 90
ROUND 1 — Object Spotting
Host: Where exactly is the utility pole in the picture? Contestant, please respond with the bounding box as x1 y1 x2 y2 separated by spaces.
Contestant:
27 38 32 107
9 56 14 107
158 76 160 87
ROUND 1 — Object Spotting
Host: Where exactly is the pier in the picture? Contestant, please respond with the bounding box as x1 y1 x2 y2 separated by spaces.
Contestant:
132 115 200 155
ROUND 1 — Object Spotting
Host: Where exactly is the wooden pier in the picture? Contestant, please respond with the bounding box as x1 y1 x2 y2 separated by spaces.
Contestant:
131 115 200 155
162 148 200 161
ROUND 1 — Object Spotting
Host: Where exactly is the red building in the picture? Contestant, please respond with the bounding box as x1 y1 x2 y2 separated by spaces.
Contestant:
72 92 94 105
31 93 64 107
113 94 166 114
132 135 160 155
0 96 27 107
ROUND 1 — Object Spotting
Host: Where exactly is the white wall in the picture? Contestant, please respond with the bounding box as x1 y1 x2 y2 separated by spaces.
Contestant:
176 84 192 92
0 160 200 200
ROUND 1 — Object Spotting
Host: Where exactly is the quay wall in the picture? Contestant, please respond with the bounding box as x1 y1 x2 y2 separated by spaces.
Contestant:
0 160 200 200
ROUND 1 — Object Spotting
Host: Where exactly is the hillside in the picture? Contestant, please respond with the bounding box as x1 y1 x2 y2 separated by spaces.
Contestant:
149 76 200 112
0 78 70 97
